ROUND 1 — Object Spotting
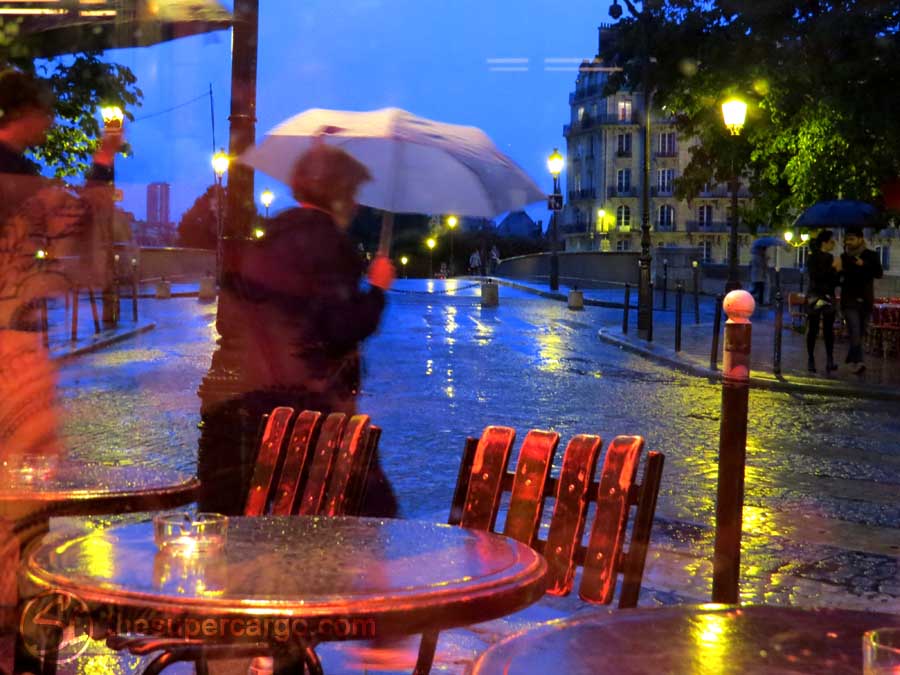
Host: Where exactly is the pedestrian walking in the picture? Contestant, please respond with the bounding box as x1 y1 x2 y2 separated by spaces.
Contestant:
805 230 840 373
490 244 500 275
198 141 398 517
750 247 769 306
840 225 883 374
469 249 481 275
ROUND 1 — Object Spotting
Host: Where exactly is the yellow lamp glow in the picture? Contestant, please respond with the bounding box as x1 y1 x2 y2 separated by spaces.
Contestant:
253 228 265 239
34 249 48 260
547 148 564 177
260 189 274 208
446 215 458 229
400 256 409 265
800 231 810 243
426 238 436 250
211 149 230 177
100 105 124 127
721 98 747 135
783 230 794 243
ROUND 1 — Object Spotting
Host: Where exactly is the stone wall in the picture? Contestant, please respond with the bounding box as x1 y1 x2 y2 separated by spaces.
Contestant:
137 247 215 281
496 251 640 287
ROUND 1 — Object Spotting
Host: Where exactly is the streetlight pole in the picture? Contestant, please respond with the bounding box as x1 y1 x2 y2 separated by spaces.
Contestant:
99 105 124 328
547 148 564 291
722 98 747 292
212 149 229 284
446 215 458 277
426 237 436 278
260 188 274 219
610 0 654 340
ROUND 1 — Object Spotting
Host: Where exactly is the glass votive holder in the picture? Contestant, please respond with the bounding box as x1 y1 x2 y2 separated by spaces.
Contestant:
864 627 900 674
153 512 228 556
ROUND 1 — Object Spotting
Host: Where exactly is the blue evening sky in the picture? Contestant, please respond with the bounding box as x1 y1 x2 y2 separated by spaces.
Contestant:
106 1 603 228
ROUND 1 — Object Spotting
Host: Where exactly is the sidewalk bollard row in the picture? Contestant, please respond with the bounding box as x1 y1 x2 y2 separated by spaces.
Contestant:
567 288 584 311
156 279 172 299
712 290 755 604
773 291 784 376
480 280 499 307
622 284 631 335
709 293 724 370
674 282 684 352
199 276 217 302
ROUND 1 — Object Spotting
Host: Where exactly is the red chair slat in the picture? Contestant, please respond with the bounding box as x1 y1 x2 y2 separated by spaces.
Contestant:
502 430 559 546
323 414 371 516
543 434 603 596
579 435 644 604
297 413 347 516
243 407 295 517
618 451 665 608
270 410 322 516
460 426 516 532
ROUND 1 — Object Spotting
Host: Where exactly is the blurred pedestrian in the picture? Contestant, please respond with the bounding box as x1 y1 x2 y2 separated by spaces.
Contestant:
468 249 481 275
840 226 883 374
805 230 840 373
199 141 398 517
750 247 769 306
490 244 500 275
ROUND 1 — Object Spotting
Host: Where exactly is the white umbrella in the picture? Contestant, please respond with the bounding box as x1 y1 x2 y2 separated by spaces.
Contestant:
240 108 545 252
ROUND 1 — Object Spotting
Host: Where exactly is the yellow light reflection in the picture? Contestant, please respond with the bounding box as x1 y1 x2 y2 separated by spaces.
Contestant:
535 330 565 372
82 530 115 579
691 611 731 673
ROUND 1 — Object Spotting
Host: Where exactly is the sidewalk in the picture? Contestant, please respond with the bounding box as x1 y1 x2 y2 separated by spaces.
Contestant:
480 276 900 400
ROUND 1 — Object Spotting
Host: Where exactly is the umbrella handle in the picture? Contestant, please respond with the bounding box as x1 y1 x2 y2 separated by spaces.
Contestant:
378 212 394 256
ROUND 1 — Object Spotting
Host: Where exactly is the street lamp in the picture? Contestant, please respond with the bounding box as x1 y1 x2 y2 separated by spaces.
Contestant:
400 255 409 278
260 189 274 218
99 105 124 327
446 215 458 276
253 227 265 239
426 237 436 278
212 148 230 283
721 97 747 291
547 148 564 291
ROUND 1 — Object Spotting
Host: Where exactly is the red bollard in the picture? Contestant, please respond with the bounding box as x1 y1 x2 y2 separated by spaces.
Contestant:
712 289 754 604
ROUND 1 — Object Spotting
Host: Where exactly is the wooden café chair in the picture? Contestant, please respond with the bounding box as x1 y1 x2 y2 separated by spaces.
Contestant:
108 407 380 675
409 426 665 675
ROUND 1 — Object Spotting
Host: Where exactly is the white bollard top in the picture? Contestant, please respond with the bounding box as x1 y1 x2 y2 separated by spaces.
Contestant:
723 290 755 324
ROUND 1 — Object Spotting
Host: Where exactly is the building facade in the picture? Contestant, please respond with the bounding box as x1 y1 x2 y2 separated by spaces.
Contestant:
142 182 175 245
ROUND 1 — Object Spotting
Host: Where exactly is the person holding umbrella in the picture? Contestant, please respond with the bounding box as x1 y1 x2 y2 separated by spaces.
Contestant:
200 141 398 516
840 225 883 373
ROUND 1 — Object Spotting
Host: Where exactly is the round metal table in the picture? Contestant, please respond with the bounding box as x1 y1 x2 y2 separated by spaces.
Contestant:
24 516 547 671
0 462 199 523
471 604 900 675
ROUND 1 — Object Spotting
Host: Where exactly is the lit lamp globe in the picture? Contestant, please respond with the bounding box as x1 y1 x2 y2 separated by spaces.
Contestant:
547 148 564 177
260 189 274 209
800 231 810 244
211 150 229 178
783 230 795 244
400 256 409 266
446 215 458 229
253 227 265 239
426 238 436 250
100 105 124 129
721 98 747 136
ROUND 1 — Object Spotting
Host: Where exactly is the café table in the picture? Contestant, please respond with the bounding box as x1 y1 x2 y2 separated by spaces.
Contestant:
470 603 900 675
22 515 548 674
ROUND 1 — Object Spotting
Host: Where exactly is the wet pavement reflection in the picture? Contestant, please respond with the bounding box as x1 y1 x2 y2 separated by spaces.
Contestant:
56 279 900 614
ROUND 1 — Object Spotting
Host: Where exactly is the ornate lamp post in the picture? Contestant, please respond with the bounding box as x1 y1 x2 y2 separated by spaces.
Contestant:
547 148 564 291
721 98 747 292
426 237 436 278
400 255 409 279
446 215 458 276
260 189 274 219
98 105 124 327
211 148 230 283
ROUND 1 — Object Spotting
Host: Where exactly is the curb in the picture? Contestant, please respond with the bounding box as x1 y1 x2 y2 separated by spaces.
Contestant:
52 322 157 362
597 328 900 401
471 277 632 309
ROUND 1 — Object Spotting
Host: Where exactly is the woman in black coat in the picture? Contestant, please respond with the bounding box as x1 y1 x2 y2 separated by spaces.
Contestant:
805 230 840 373
199 143 398 516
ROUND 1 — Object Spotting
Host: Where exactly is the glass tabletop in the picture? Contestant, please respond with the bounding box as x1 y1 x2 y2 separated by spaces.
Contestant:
26 516 547 634
472 604 900 675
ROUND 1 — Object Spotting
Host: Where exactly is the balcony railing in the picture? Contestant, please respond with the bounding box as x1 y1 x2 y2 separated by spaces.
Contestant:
569 85 601 104
698 185 752 199
616 149 632 158
607 186 637 198
655 221 677 232
651 186 674 197
655 149 678 158
567 188 597 200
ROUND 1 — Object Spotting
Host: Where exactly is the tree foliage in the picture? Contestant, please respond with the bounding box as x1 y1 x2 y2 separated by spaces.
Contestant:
600 0 900 226
178 185 221 249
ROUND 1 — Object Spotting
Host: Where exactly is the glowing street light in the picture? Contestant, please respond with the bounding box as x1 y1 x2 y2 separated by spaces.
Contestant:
400 255 409 278
446 215 458 276
260 189 274 218
100 105 124 128
426 237 436 278
547 148 564 291
211 149 230 283
253 227 265 239
212 149 230 178
721 97 747 291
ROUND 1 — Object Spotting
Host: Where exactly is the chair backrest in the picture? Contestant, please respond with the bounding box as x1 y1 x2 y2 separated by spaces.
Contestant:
244 407 380 518
449 426 664 608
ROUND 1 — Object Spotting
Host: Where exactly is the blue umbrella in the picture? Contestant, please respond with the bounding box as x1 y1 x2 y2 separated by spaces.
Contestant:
793 200 884 229
750 236 788 251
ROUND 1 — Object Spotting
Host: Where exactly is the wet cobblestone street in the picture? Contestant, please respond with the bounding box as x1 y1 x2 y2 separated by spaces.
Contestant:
56 279 900 617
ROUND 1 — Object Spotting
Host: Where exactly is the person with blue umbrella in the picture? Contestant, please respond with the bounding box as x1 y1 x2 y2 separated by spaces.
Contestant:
840 225 883 374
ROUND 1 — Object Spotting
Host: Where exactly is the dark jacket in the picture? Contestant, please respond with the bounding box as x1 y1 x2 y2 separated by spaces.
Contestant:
218 207 385 409
806 250 838 303
840 248 883 309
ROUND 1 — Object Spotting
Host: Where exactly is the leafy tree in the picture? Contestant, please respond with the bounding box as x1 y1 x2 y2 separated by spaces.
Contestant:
600 0 900 226
178 185 222 249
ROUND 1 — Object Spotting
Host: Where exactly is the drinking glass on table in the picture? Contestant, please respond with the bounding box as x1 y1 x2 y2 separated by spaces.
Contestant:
864 628 900 674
